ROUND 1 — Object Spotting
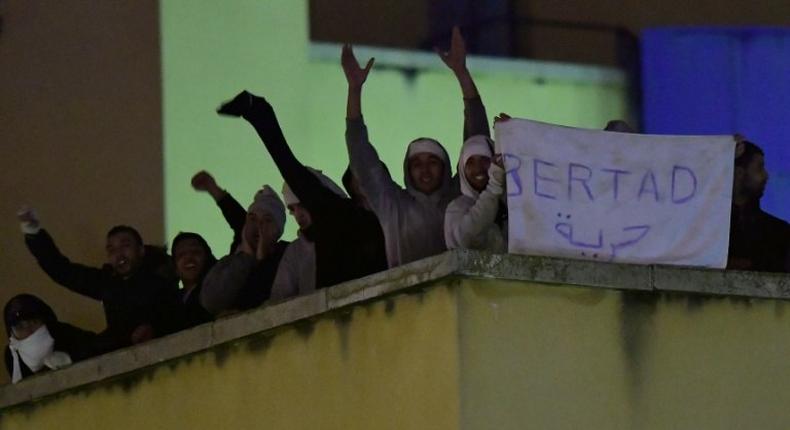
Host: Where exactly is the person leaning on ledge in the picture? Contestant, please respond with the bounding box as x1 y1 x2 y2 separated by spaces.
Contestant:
17 207 187 354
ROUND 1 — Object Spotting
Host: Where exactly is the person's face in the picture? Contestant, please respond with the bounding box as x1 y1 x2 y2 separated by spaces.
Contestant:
464 155 491 192
244 210 281 246
737 154 769 199
286 204 313 231
11 318 43 340
408 153 444 195
106 232 145 277
173 238 208 286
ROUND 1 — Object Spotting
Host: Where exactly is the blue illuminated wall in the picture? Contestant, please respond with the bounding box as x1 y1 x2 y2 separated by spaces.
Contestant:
642 28 789 222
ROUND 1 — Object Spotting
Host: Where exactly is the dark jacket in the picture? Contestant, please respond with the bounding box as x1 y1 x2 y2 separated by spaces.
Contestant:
198 188 290 314
181 284 214 326
727 202 790 273
200 240 290 314
5 321 97 380
4 294 97 380
239 95 388 289
216 192 247 254
24 230 187 353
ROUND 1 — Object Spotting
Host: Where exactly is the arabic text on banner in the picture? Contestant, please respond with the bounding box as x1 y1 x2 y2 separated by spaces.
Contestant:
495 119 735 268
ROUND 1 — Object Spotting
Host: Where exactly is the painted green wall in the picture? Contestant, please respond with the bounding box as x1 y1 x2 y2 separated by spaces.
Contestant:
160 0 628 251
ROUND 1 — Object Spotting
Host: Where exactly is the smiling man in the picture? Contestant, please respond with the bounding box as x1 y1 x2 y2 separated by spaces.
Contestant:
444 134 507 252
17 208 186 354
341 26 488 267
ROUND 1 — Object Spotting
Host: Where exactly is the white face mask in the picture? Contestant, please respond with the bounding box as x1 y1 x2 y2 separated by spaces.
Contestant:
8 324 55 383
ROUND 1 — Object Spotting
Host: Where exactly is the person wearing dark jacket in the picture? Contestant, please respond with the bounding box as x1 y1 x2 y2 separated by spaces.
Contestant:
217 91 388 294
191 170 248 254
727 140 790 272
17 208 187 353
170 232 217 326
200 186 290 313
4 294 97 383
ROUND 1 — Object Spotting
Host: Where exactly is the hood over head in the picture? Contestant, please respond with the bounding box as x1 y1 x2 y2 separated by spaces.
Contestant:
403 137 455 203
457 135 495 199
4 294 57 337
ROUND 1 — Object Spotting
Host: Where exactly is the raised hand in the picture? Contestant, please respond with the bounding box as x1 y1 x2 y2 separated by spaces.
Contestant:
17 206 41 234
435 26 467 74
191 171 218 192
217 91 254 117
492 154 505 168
191 170 227 201
341 44 375 89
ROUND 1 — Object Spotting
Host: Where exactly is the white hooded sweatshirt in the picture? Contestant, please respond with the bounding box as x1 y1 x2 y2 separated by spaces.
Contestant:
444 135 508 252
346 118 458 268
270 168 347 300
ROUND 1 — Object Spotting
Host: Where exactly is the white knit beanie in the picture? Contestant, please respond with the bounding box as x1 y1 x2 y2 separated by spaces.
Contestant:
248 185 286 239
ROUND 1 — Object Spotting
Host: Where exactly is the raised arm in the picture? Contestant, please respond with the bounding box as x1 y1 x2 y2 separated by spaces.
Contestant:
436 26 490 140
217 92 342 218
342 44 374 121
18 208 105 300
192 170 246 251
342 45 401 214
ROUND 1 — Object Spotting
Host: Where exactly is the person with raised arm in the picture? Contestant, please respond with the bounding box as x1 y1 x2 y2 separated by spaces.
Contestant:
199 186 291 313
343 26 489 267
444 112 511 252
216 91 387 299
191 170 248 253
17 208 185 353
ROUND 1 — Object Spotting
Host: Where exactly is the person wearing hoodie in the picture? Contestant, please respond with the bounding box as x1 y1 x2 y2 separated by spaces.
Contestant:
199 186 290 314
342 26 488 267
170 232 217 326
4 294 98 383
445 134 508 252
17 208 186 353
271 168 351 299
217 92 388 298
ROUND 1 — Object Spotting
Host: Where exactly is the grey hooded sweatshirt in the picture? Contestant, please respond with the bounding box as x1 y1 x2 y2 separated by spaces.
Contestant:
344 123 455 267
444 135 508 252
345 97 489 267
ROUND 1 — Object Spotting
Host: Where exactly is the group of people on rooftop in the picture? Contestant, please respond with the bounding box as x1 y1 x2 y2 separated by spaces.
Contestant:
5 27 788 384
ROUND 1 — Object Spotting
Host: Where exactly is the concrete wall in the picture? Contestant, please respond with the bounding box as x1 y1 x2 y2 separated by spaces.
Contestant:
0 282 462 430
2 251 788 429
458 279 790 429
0 1 163 351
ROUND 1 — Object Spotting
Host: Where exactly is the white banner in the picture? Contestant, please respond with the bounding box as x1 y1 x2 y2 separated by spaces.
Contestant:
495 119 735 268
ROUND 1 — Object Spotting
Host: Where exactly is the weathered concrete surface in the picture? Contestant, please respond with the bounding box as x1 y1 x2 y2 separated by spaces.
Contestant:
1 250 787 411
653 265 790 299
